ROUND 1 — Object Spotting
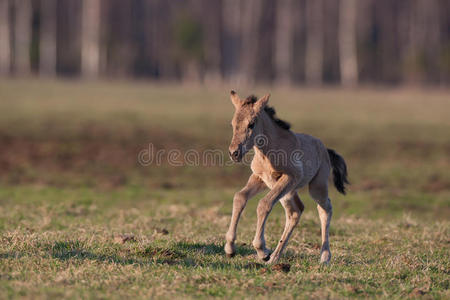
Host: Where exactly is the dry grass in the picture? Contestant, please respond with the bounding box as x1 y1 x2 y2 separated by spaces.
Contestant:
0 79 449 298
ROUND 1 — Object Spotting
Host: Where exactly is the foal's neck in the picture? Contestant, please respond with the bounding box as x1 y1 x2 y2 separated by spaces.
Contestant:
254 111 295 155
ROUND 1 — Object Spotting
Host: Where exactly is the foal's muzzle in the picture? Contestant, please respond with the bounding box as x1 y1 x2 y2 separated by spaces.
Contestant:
229 146 242 162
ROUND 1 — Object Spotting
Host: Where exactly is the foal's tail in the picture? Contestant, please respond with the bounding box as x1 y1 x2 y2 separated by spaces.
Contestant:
327 148 349 195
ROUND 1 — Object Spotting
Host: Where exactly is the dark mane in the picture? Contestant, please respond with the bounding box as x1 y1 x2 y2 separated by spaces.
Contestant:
245 95 291 130
243 95 258 105
264 106 291 130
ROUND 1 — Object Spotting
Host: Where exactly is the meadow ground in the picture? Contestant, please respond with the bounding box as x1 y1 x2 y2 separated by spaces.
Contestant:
0 79 449 299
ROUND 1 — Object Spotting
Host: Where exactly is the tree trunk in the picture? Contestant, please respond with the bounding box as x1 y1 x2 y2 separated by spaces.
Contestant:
222 0 241 82
413 0 440 84
239 0 262 85
274 0 293 85
0 0 11 75
13 0 32 75
148 0 175 79
81 0 101 77
201 0 222 84
305 0 323 85
39 0 57 76
339 0 358 87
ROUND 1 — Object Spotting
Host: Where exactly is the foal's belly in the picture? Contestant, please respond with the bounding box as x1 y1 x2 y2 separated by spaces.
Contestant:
256 166 317 190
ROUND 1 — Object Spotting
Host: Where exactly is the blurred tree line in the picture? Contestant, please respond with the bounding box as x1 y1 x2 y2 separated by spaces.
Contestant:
0 0 449 86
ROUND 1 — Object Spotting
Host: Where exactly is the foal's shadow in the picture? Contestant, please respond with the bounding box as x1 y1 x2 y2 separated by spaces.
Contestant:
174 241 255 257
1 240 258 270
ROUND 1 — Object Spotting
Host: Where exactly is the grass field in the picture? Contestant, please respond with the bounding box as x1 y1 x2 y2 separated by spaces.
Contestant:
0 79 449 299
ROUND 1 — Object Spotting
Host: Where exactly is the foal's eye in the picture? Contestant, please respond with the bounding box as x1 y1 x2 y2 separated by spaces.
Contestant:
248 121 255 129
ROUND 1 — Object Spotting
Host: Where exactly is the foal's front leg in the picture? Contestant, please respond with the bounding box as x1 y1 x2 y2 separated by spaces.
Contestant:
252 175 296 261
225 174 266 257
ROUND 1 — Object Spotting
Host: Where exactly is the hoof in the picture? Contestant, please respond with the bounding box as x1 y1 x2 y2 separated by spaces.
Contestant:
320 250 331 264
262 254 271 262
255 247 272 261
224 242 236 257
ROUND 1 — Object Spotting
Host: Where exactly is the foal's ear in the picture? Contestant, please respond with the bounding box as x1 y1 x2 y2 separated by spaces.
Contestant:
230 90 241 108
254 94 270 114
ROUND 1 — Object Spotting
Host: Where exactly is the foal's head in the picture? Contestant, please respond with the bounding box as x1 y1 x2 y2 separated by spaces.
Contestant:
228 91 270 162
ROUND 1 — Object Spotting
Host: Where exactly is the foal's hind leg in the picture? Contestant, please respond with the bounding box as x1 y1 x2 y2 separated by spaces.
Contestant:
309 167 333 264
225 174 266 257
267 192 304 264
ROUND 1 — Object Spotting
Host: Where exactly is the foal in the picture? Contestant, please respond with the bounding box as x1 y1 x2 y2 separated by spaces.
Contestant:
224 91 349 264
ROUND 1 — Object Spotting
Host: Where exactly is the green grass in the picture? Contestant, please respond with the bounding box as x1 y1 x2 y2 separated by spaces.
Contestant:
0 79 449 298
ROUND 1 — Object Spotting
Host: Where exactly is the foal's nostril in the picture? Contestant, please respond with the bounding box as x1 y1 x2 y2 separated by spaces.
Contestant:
229 148 241 161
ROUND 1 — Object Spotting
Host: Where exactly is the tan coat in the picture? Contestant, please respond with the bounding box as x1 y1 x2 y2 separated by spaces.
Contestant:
225 91 348 264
